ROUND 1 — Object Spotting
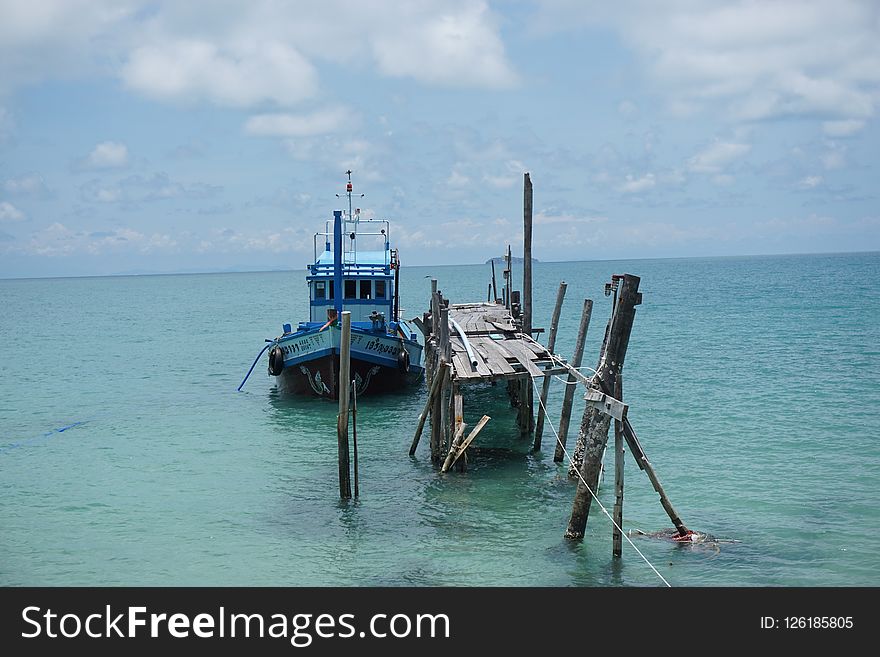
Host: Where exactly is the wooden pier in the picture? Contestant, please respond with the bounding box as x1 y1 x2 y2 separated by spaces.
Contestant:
407 171 693 557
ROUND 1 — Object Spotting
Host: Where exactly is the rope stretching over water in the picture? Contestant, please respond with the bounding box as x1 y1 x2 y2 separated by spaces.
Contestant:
518 331 672 587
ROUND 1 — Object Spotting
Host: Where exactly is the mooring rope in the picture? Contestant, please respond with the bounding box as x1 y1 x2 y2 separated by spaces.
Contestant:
516 329 671 587
237 341 273 392
529 375 671 587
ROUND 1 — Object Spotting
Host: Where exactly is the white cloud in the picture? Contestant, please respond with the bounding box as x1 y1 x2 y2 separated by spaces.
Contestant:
282 136 384 182
123 40 317 107
245 107 355 137
4 174 51 197
0 106 12 142
370 3 517 88
0 1 136 93
797 175 823 189
77 141 129 170
534 211 606 225
712 174 735 186
618 173 656 193
534 1 880 124
13 222 179 257
688 141 751 173
822 120 866 137
1 2 517 106
79 173 221 204
618 99 639 118
483 160 527 189
0 201 26 222
447 166 470 187
822 143 846 170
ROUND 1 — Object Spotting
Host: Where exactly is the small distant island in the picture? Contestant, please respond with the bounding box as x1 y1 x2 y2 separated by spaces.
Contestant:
485 256 539 265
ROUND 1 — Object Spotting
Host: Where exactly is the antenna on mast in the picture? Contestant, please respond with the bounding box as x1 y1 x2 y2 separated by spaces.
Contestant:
336 169 364 222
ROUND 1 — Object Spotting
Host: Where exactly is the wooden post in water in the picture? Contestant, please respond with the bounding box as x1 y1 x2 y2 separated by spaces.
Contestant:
553 299 593 462
621 417 690 537
438 305 451 456
566 275 640 539
523 172 533 337
337 311 352 500
518 173 535 439
612 374 624 556
534 281 567 450
410 362 448 456
491 259 498 303
427 279 439 387
505 245 513 311
352 380 359 499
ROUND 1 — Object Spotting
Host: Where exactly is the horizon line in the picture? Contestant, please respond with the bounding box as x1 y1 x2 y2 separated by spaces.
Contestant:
1 248 878 282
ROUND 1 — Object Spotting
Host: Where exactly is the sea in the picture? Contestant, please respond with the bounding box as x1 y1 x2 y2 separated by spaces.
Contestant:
1 252 878 587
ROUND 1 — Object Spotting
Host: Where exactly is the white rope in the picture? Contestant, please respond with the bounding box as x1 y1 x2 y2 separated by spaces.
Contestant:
517 329 671 588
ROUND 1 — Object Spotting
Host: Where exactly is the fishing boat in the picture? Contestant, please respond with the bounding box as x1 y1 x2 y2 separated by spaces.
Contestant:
265 172 424 398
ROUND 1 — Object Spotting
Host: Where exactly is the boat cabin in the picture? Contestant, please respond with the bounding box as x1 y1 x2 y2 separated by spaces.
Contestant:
304 216 399 329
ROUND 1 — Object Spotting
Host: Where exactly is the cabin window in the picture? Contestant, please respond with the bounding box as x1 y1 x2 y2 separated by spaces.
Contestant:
328 280 334 299
344 279 357 299
360 280 372 299
314 281 326 299
375 280 386 299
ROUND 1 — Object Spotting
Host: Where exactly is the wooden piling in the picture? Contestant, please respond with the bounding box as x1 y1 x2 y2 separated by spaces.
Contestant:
410 361 448 456
534 281 567 450
517 377 533 438
612 375 624 556
505 245 512 311
523 172 533 337
566 275 640 540
437 305 451 459
553 299 593 462
491 259 498 302
431 279 439 335
352 380 359 499
337 310 352 500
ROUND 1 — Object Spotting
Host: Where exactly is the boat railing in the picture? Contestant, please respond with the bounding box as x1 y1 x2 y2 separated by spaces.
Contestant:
308 261 390 276
312 218 391 266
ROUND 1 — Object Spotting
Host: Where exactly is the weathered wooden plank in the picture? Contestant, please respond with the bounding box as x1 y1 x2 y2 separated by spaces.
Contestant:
493 340 545 379
443 415 491 471
452 352 482 380
471 338 517 375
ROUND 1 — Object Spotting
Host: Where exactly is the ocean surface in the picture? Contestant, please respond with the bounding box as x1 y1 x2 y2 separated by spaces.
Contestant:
1 252 878 587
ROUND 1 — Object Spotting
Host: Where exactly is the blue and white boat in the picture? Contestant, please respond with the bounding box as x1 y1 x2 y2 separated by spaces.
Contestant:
266 172 424 398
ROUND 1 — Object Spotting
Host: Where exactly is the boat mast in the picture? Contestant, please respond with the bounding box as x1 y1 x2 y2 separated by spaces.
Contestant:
333 209 343 319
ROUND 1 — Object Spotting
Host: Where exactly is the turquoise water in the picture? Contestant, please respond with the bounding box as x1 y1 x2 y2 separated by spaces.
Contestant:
1 252 878 586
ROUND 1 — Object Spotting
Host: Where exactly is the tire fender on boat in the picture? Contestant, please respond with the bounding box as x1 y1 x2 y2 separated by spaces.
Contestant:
397 348 410 373
268 345 284 376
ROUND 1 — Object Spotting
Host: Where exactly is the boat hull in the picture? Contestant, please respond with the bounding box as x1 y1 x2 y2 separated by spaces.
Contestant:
277 354 422 399
269 324 424 399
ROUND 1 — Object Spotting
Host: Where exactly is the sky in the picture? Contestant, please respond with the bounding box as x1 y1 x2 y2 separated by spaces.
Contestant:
0 0 878 278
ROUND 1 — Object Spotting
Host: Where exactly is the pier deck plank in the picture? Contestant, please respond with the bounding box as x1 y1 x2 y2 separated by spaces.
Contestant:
444 303 561 384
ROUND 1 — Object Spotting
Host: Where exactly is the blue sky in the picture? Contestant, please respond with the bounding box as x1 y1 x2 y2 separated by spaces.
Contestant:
0 0 878 278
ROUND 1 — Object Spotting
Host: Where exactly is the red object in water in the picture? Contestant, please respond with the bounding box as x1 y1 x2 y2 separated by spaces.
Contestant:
672 530 697 542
